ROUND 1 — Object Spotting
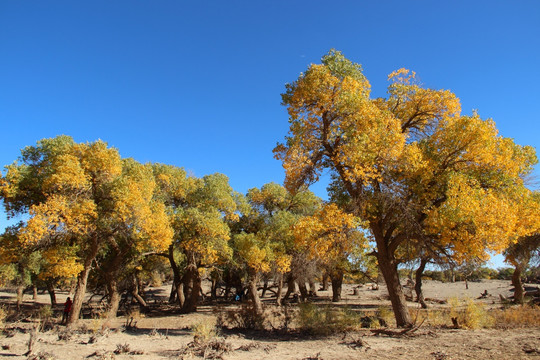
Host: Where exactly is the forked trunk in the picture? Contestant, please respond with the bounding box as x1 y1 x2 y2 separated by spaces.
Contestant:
512 266 524 305
415 258 428 309
283 274 296 300
181 263 201 313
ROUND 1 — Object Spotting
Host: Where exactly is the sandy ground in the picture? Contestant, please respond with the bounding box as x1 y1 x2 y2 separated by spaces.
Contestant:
0 280 539 359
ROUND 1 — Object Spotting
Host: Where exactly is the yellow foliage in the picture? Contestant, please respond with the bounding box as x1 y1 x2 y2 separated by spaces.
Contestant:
293 204 366 264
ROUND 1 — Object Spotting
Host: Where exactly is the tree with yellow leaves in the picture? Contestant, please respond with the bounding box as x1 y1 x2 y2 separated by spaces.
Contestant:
153 164 241 313
293 203 366 302
275 50 537 327
1 136 174 322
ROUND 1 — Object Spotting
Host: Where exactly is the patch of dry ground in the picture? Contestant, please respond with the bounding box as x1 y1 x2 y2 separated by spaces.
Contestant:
0 280 538 359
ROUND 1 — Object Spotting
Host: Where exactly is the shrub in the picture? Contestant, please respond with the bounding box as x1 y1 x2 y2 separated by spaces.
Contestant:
216 304 265 330
491 305 540 328
191 320 218 344
297 303 361 335
448 297 493 329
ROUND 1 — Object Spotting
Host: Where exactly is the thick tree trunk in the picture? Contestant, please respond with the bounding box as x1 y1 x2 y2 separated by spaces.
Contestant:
46 282 57 306
68 265 91 325
247 269 263 316
330 270 343 302
373 228 412 328
415 258 428 309
106 279 121 319
181 262 201 313
512 266 524 305
68 239 99 325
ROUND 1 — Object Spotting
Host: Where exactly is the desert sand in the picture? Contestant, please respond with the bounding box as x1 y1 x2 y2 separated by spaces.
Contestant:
1 280 539 359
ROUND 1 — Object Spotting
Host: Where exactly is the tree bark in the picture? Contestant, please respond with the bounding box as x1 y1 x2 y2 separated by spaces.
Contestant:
321 272 329 291
374 228 412 327
298 281 308 302
330 270 343 302
167 244 185 306
46 282 57 306
415 258 428 309
68 238 99 325
276 273 283 306
32 285 38 300
283 274 296 300
68 265 91 325
131 275 148 308
512 266 524 305
180 261 201 313
247 269 263 316
106 278 121 319
16 285 24 310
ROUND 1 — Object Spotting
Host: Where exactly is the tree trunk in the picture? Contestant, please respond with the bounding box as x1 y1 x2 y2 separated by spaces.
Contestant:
131 276 148 308
308 279 318 297
330 270 343 302
261 279 269 298
46 282 57 306
415 258 428 309
106 278 121 319
68 265 91 325
298 281 308 302
168 244 185 307
16 285 24 310
276 273 283 306
181 262 201 313
375 235 412 327
512 266 524 305
283 274 296 300
247 269 263 316
32 285 38 300
321 272 329 291
68 239 99 325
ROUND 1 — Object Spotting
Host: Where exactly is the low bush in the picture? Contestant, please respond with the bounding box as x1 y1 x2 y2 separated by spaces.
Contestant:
297 303 361 335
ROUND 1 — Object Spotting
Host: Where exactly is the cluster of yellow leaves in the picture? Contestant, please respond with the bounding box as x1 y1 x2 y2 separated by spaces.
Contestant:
234 233 271 273
293 204 365 264
39 247 83 279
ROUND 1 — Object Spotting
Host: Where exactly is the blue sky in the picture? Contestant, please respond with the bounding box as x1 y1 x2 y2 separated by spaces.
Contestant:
1 1 539 267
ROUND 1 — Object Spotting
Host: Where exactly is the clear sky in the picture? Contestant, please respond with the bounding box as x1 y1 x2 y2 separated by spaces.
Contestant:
1 1 539 267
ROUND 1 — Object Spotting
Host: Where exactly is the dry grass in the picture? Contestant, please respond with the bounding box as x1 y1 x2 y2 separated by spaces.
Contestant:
412 299 540 330
491 304 540 329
